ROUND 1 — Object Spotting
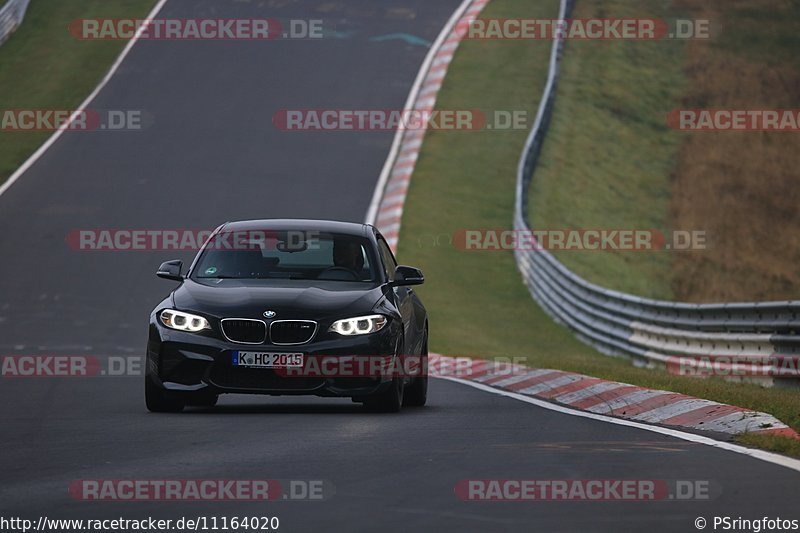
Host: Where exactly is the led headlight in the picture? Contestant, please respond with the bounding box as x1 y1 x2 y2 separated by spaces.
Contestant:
160 309 210 332
329 314 387 336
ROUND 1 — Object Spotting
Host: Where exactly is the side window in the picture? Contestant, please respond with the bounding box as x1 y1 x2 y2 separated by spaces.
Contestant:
377 238 398 281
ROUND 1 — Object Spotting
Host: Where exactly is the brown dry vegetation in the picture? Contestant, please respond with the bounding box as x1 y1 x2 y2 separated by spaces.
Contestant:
670 0 800 301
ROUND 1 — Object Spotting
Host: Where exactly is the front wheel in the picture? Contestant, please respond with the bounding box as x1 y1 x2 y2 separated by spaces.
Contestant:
364 376 404 412
145 376 185 413
403 333 428 407
403 375 427 407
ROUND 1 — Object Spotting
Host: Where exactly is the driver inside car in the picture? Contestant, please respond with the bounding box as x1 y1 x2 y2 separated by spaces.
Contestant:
332 240 365 278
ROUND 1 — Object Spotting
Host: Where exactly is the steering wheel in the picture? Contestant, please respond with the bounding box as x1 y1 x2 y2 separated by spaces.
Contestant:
319 266 360 281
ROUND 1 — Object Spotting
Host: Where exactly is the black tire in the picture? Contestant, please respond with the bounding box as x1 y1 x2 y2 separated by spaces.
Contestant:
364 376 404 413
403 331 428 407
145 376 185 413
364 339 405 413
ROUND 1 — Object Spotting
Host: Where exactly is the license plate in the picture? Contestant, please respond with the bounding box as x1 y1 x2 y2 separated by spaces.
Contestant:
233 351 304 368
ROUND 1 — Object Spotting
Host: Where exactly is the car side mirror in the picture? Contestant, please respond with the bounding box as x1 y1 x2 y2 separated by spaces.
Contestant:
392 265 424 286
157 260 184 281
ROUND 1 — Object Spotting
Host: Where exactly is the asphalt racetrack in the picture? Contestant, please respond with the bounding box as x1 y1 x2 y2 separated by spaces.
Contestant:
0 1 798 532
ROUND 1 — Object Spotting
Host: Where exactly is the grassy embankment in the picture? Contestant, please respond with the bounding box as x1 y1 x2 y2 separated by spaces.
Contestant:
397 0 800 456
0 0 156 184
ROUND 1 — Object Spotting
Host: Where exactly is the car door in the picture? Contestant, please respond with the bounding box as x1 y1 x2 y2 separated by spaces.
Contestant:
377 237 415 355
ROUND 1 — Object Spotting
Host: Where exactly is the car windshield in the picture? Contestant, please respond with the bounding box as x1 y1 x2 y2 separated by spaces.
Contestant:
191 230 377 282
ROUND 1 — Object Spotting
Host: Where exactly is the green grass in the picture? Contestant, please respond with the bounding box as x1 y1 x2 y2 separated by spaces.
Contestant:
396 0 800 456
738 432 800 458
714 5 800 67
0 0 156 184
527 0 688 300
398 0 566 361
525 0 800 303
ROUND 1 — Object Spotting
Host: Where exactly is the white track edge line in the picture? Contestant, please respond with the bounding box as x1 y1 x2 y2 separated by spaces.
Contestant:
364 0 475 225
0 0 171 200
438 375 800 474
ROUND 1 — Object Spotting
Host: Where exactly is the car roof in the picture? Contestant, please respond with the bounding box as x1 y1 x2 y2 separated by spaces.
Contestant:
219 219 373 237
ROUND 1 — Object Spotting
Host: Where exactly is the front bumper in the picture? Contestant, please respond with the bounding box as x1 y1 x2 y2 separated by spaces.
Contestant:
146 320 400 398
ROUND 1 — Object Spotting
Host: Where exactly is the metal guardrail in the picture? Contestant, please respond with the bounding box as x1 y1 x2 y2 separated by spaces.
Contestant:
513 0 800 386
0 0 30 47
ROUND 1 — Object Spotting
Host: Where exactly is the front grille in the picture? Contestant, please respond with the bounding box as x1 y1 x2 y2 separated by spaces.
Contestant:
270 320 317 345
221 319 267 344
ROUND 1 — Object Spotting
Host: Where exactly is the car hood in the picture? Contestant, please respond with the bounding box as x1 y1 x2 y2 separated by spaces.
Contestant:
172 279 386 321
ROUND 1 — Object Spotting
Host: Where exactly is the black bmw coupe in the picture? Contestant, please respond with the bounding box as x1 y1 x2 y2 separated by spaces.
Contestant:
145 219 428 413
